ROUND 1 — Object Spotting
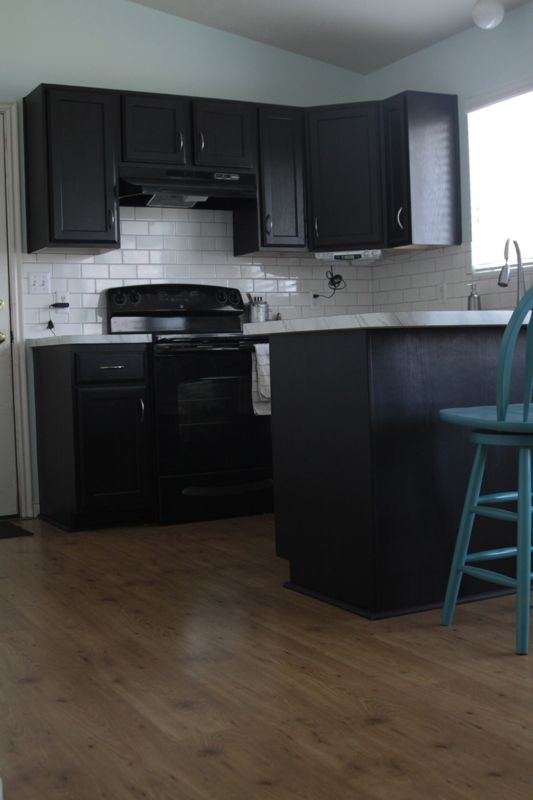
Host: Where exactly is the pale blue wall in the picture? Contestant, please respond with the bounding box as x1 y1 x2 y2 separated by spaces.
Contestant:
0 0 364 105
360 1 533 239
360 1 533 104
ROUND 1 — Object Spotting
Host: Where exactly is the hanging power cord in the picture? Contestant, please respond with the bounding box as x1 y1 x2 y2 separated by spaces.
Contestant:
47 301 70 335
313 267 346 300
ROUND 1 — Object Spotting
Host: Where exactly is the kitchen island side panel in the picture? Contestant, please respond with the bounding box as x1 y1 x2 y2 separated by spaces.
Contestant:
369 327 519 614
270 331 375 611
270 325 521 617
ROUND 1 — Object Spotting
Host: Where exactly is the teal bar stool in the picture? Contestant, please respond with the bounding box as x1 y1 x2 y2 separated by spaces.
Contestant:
440 285 533 654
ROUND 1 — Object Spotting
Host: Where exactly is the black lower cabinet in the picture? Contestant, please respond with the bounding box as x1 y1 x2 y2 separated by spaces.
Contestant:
33 345 153 530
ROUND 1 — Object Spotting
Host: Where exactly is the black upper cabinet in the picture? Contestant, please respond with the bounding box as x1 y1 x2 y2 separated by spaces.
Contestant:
23 82 462 255
233 105 306 255
122 93 191 165
193 100 256 169
24 85 120 252
307 103 384 250
383 91 462 247
259 106 306 248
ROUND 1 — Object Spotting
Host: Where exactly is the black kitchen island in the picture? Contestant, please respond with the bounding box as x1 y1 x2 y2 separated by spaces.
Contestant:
260 314 521 618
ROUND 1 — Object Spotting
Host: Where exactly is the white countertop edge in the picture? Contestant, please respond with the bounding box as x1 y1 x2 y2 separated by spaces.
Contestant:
26 334 152 347
244 309 515 336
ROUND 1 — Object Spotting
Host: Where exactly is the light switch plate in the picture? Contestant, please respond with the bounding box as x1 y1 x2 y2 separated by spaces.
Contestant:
28 272 51 294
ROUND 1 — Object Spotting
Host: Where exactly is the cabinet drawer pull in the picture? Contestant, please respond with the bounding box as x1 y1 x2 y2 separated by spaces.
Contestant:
199 131 206 152
99 365 125 370
178 130 184 152
396 206 405 231
139 397 145 423
265 214 273 235
314 216 319 239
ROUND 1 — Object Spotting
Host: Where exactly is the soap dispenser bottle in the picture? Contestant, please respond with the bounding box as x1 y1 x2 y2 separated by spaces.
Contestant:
467 282 482 310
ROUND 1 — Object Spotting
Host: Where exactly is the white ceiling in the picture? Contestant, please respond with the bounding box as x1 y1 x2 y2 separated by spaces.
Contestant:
128 0 527 74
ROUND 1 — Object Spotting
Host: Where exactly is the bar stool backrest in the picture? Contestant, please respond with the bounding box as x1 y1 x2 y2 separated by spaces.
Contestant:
496 285 533 423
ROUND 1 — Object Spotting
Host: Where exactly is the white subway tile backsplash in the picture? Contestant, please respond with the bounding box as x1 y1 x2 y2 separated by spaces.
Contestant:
52 264 81 279
137 264 165 279
24 209 516 340
136 236 164 250
123 250 149 264
68 278 96 294
148 222 176 236
134 207 162 221
81 264 110 279
121 221 150 235
109 265 138 279
164 266 190 279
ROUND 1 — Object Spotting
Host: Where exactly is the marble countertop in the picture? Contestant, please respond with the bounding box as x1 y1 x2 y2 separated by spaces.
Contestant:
26 334 152 348
243 310 515 336
26 310 517 347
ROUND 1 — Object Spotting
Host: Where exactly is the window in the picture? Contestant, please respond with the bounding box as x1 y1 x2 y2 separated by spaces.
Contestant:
468 90 533 271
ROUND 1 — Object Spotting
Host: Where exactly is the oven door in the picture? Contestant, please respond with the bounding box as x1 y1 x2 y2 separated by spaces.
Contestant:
153 343 273 523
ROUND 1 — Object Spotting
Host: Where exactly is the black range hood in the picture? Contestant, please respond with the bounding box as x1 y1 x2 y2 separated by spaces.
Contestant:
119 165 257 209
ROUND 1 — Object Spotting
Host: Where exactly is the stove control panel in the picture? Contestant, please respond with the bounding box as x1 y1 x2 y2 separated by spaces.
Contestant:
106 283 245 335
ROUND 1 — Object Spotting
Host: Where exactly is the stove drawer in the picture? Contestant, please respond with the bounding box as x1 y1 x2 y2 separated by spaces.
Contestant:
75 349 146 383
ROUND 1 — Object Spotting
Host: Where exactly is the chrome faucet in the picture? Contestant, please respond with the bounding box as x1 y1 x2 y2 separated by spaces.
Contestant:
498 238 525 305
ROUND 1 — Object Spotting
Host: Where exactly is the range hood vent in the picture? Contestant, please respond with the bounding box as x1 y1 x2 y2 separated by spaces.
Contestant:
314 250 383 263
119 166 257 209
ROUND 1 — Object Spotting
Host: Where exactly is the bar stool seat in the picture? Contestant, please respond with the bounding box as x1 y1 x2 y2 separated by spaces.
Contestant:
440 287 533 654
441 404 533 433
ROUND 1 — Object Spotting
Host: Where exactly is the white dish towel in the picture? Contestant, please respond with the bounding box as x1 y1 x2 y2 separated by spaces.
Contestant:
251 343 271 415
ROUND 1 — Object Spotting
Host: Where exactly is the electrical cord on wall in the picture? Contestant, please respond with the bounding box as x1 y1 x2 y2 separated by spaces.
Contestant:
313 267 346 300
46 301 69 335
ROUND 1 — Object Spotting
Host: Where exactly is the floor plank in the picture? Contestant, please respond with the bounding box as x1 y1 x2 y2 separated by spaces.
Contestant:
0 514 532 799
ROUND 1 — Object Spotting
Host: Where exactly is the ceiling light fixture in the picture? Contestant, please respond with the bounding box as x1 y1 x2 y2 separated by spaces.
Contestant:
472 0 505 29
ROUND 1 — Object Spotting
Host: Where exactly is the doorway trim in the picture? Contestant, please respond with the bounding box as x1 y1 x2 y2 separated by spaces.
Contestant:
1 102 32 519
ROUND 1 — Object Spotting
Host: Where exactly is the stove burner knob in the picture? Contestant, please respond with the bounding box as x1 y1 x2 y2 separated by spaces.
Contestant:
228 290 241 307
113 290 127 306
216 289 228 305
129 290 141 304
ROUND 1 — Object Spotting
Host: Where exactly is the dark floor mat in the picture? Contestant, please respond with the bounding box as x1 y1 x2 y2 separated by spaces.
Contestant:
0 521 33 539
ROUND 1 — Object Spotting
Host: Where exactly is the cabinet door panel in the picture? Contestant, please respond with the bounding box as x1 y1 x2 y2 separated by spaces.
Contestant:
77 385 151 511
48 89 119 245
259 107 305 248
383 91 461 247
308 104 384 249
122 94 190 165
383 95 411 247
193 100 256 168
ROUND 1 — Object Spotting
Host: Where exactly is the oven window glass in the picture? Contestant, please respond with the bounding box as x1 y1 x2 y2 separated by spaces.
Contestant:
155 349 271 475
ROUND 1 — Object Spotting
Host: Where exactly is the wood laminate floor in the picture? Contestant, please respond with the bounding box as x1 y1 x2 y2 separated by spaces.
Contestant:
0 514 532 799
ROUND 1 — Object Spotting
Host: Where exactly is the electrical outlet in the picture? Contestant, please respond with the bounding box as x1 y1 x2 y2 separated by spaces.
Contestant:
28 272 51 294
54 292 70 313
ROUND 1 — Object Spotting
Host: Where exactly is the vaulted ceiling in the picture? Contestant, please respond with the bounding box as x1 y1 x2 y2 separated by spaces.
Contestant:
128 0 527 74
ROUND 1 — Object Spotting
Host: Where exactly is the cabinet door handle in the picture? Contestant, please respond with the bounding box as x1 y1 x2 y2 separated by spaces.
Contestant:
108 207 115 228
396 206 405 231
178 130 184 153
99 364 125 370
199 131 206 152
314 216 319 240
265 214 273 235
139 397 145 423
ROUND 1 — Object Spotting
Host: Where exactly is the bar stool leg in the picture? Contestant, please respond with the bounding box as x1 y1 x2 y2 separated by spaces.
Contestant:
516 447 532 654
442 444 488 626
